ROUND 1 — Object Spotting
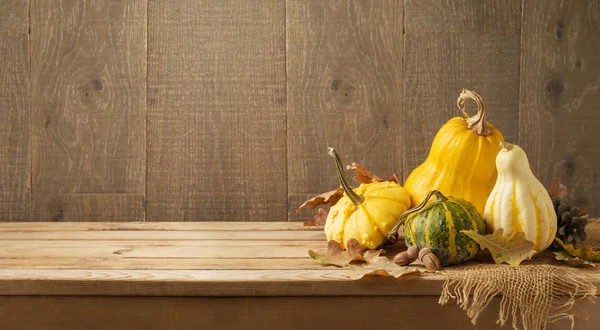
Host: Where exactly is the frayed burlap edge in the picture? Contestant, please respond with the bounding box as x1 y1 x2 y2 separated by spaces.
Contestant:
439 263 596 330
438 219 600 330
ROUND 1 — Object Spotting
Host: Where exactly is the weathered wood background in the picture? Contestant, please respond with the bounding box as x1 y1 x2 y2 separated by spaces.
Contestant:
1 0 598 221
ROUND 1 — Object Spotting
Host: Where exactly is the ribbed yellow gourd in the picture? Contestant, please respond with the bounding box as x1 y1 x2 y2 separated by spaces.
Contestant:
483 142 557 253
324 148 411 249
403 90 504 215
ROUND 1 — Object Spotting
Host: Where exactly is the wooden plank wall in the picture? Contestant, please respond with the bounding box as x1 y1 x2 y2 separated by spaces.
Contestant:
0 0 598 221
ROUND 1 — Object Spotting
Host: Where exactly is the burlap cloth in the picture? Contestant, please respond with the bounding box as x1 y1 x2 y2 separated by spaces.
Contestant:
439 220 600 330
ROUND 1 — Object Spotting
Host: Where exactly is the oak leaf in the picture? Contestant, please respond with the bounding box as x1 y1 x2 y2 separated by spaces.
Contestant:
461 229 536 266
303 208 328 227
554 251 596 268
346 162 399 184
296 188 343 214
548 178 568 200
348 256 424 280
308 239 385 267
554 237 600 261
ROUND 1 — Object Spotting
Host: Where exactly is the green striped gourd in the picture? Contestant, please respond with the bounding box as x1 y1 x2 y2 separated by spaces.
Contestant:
388 190 486 266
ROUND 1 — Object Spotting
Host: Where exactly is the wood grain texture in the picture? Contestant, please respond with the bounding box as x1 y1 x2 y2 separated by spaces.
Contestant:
147 1 286 221
0 1 30 220
404 0 521 33
0 221 322 231
0 221 596 299
402 1 521 180
0 229 325 240
520 0 600 215
0 257 327 270
0 240 327 259
287 1 404 220
31 194 145 222
0 296 597 330
30 0 146 194
0 268 446 297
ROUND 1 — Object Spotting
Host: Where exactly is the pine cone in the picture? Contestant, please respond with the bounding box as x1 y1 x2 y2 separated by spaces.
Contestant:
551 196 589 248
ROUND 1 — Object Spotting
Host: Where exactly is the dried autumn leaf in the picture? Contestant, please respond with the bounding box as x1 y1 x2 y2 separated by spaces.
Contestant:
554 251 596 268
296 188 343 214
304 208 328 226
461 229 536 266
346 162 386 184
554 237 600 261
346 162 399 184
548 178 568 200
308 239 385 267
348 256 425 280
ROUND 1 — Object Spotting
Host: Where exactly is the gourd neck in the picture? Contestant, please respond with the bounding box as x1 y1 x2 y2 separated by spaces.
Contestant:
497 142 531 177
387 190 448 243
457 89 491 136
327 148 364 206
500 141 513 150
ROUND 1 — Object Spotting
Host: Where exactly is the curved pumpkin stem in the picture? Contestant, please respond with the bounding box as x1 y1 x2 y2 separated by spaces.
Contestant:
327 147 364 206
456 89 491 136
387 190 448 244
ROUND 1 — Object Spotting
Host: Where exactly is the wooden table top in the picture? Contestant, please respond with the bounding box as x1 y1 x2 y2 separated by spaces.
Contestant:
0 222 598 298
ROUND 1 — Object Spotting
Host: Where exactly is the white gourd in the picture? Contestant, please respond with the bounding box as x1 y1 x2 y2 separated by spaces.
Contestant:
483 142 557 253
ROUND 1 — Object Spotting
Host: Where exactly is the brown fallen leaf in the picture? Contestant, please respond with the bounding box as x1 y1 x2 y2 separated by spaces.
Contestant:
308 239 385 267
346 162 399 184
461 229 536 266
388 174 400 184
554 251 596 268
348 256 425 279
554 238 600 261
304 208 329 226
548 177 567 200
296 188 343 214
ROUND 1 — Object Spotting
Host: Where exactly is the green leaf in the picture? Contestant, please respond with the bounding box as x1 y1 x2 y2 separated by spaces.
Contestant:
554 251 596 268
461 229 536 266
554 238 600 261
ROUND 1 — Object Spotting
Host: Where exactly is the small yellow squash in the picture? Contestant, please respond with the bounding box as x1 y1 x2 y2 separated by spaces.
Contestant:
403 90 504 215
483 142 557 252
324 148 411 249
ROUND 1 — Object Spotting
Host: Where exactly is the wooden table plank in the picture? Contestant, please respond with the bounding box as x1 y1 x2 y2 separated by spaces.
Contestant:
0 296 595 330
0 257 328 270
0 240 327 259
0 222 597 302
0 230 326 241
0 221 321 232
0 269 442 297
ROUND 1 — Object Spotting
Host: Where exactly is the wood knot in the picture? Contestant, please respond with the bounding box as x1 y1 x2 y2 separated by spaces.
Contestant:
91 79 103 90
546 80 564 96
329 79 355 105
330 79 341 90
51 205 65 222
382 117 389 128
555 20 564 39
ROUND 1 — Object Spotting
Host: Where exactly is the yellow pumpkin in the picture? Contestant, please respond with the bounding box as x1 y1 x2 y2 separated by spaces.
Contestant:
484 142 557 253
324 148 411 249
403 89 504 214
